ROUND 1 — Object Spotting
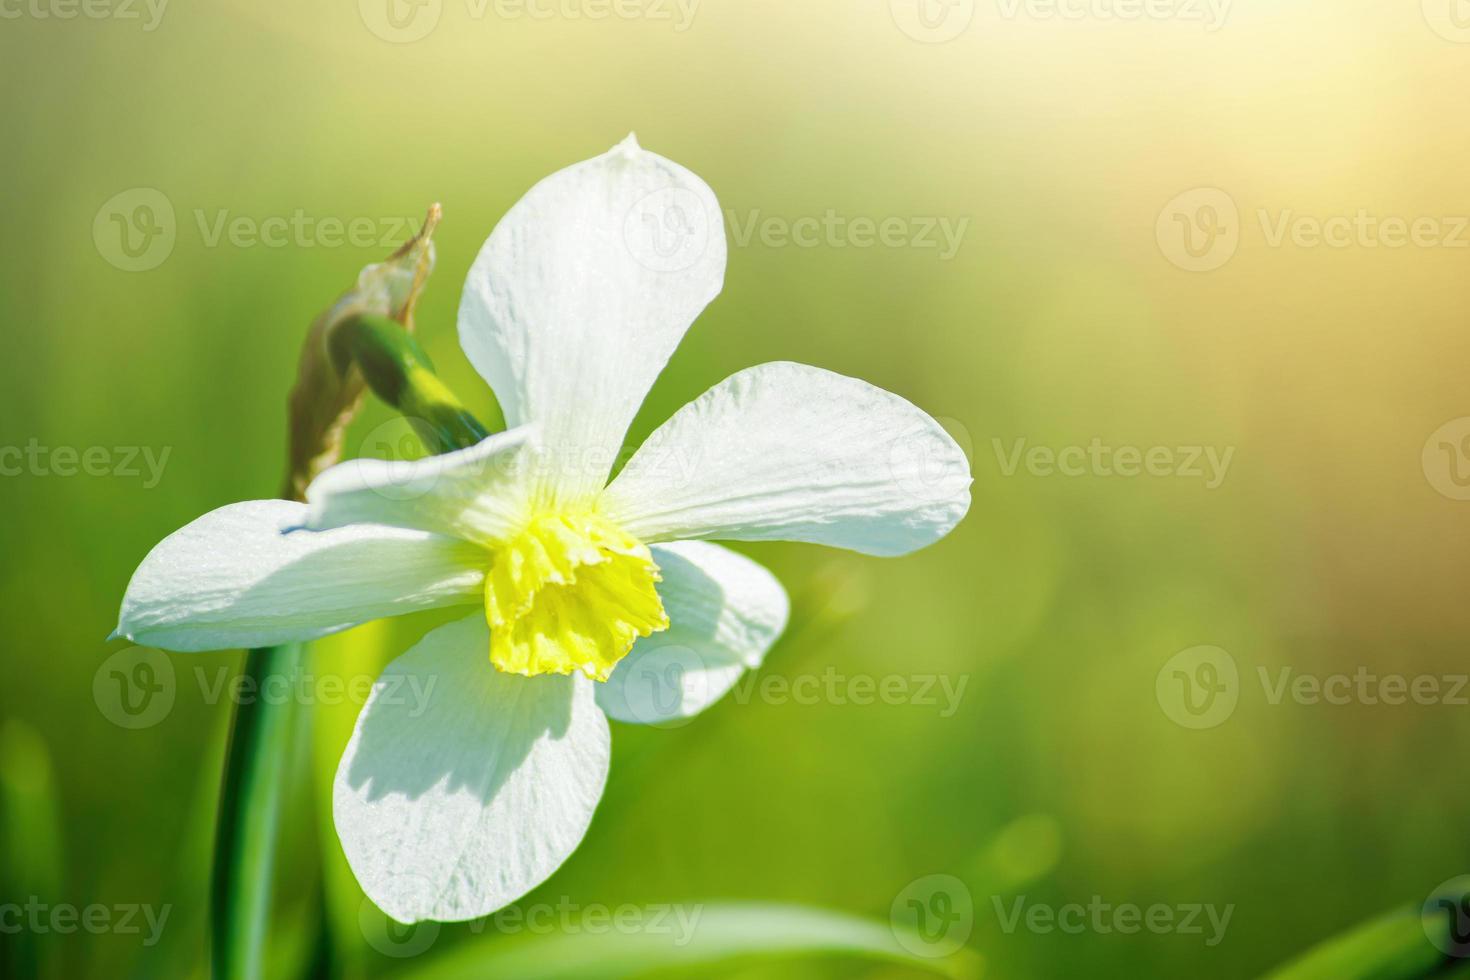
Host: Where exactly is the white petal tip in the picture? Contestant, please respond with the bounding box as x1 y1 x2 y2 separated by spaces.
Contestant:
106 628 123 643
611 132 642 159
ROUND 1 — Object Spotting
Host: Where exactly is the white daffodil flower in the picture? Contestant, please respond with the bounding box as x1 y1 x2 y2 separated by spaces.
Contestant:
115 135 972 924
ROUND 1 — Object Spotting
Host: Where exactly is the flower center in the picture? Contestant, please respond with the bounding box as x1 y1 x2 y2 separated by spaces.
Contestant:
483 511 668 681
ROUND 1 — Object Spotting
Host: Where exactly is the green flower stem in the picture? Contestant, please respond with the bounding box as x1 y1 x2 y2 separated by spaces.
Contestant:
211 311 486 980
211 643 303 980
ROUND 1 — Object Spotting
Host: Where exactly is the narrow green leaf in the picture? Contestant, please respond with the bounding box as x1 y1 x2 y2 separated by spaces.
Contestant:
1264 879 1470 980
391 902 981 980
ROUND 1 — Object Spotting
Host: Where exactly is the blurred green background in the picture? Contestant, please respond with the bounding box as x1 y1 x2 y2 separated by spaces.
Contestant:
5 0 1470 977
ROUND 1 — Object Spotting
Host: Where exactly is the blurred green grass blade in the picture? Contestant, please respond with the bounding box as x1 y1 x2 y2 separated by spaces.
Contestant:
130 713 228 980
0 720 65 980
968 813 1063 896
264 894 321 980
392 902 981 980
1264 880 1470 980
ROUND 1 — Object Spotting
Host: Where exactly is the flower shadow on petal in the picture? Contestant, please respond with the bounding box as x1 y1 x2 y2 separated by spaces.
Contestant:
334 615 611 924
597 544 782 725
341 615 575 806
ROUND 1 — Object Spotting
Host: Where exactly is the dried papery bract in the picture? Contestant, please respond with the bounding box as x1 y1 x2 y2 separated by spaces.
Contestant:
281 204 441 501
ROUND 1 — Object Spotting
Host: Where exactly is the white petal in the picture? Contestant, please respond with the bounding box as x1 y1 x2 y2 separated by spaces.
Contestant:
303 426 535 544
334 615 609 923
600 362 972 557
116 500 485 652
458 134 727 507
597 541 789 726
